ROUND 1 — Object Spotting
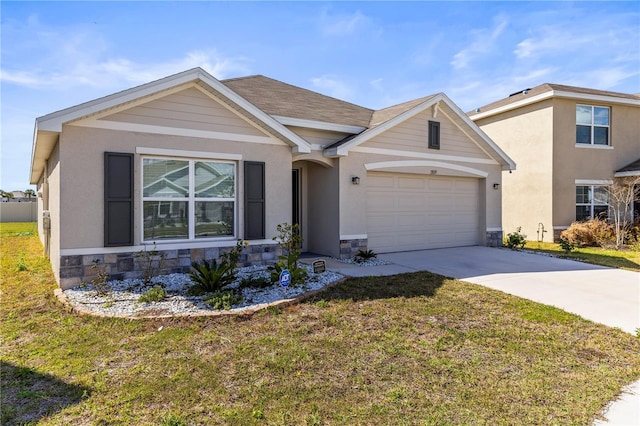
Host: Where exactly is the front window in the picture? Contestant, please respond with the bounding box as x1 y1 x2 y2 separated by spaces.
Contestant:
576 185 609 221
143 158 235 241
576 105 610 145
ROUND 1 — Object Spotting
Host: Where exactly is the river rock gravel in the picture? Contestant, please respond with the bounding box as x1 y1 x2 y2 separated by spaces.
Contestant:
62 264 344 318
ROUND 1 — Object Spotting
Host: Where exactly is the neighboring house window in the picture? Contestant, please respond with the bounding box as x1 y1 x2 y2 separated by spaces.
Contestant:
142 157 235 241
576 185 609 221
428 120 440 149
576 105 610 145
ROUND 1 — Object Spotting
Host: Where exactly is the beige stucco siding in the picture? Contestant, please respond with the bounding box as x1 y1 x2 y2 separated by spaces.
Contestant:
363 109 488 159
57 125 292 250
46 142 61 278
101 87 265 137
475 100 554 240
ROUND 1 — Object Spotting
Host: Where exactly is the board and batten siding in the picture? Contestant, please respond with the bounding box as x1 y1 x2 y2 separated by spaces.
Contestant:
364 110 488 158
100 87 265 137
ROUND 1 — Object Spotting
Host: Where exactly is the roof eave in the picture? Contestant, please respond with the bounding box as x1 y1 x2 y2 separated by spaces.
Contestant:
471 90 640 121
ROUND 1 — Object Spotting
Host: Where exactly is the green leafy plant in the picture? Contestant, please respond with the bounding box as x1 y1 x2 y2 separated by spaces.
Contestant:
505 227 527 250
268 223 307 286
134 243 167 285
204 290 243 310
238 275 272 290
189 240 247 293
354 249 377 263
15 250 28 271
138 285 167 303
558 237 575 254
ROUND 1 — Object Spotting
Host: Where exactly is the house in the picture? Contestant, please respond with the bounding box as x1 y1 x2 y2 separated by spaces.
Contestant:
469 84 640 241
30 67 515 289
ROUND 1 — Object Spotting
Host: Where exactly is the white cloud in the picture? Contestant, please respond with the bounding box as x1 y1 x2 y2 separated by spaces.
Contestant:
319 9 370 36
450 14 509 70
1 49 251 90
1 16 251 90
310 75 354 100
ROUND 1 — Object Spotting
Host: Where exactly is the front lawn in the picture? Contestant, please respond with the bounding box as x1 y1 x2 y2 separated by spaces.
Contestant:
524 240 640 272
2 222 640 425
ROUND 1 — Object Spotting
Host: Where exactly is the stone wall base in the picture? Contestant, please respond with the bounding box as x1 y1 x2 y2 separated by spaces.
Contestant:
59 243 282 289
486 230 503 247
339 238 368 259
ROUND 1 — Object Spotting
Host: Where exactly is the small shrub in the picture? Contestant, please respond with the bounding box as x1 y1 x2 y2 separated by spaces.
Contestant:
268 223 308 286
204 290 243 310
138 285 167 303
134 243 167 285
189 240 247 293
354 249 377 263
558 237 575 254
561 219 615 248
89 259 111 296
505 227 526 250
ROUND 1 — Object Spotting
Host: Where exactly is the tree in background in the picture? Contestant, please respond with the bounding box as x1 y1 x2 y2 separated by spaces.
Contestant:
0 190 14 200
607 176 640 249
24 189 36 199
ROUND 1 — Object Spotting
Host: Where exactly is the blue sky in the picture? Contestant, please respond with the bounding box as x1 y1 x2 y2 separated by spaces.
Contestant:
2 1 639 192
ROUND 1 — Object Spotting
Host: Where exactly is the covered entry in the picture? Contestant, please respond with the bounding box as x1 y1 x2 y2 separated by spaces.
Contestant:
366 172 481 253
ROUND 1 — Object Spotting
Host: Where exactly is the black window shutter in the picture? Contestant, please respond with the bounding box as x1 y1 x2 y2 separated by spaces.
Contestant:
429 121 440 149
244 161 265 240
104 152 134 246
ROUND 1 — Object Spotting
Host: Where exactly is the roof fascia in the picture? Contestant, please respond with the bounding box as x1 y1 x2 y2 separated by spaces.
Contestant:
471 90 640 121
36 68 206 132
35 67 311 153
326 94 445 157
325 93 516 171
440 93 516 171
615 171 640 178
273 115 366 134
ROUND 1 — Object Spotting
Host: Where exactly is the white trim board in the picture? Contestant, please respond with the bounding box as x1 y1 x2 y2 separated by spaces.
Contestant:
136 147 242 161
575 179 614 185
364 160 489 178
351 146 498 165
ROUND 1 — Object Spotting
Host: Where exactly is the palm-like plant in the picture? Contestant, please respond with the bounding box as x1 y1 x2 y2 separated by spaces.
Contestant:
24 189 36 199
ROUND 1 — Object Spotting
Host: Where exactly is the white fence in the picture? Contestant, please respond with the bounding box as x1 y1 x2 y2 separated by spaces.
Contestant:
0 202 38 222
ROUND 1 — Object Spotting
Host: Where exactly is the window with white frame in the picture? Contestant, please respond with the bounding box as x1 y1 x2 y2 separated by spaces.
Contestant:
576 185 609 221
142 157 235 241
576 105 610 145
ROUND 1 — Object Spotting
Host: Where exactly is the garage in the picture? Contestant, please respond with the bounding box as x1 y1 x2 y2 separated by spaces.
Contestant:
366 172 481 253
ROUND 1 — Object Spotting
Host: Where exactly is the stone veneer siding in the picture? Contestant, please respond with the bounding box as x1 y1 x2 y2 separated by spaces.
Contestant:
59 243 282 289
486 230 503 247
339 238 368 259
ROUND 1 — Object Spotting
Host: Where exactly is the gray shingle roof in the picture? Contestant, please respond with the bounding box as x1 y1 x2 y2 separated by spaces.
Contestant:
468 83 640 117
222 75 374 128
617 159 640 173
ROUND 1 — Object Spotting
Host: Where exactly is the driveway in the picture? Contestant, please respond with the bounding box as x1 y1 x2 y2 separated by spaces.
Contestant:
378 246 640 334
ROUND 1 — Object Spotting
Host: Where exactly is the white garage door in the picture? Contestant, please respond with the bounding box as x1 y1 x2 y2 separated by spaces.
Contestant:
366 172 481 253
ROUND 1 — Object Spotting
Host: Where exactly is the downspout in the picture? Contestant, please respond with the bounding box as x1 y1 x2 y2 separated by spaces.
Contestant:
42 161 50 257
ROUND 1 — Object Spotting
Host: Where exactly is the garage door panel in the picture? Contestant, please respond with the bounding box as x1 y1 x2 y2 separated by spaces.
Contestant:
367 172 481 253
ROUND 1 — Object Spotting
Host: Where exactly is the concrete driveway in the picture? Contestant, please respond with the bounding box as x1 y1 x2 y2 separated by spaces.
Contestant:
378 246 640 334
322 245 640 425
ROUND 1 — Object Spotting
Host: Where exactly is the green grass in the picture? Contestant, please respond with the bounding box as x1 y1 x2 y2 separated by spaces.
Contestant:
2 222 640 424
524 240 640 272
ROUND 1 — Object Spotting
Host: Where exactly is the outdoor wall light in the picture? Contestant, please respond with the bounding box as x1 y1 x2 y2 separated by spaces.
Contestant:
351 176 360 185
493 183 500 190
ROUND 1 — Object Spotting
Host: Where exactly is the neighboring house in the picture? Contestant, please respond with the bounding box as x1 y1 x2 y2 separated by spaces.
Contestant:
1 190 37 202
30 67 514 289
469 84 640 242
